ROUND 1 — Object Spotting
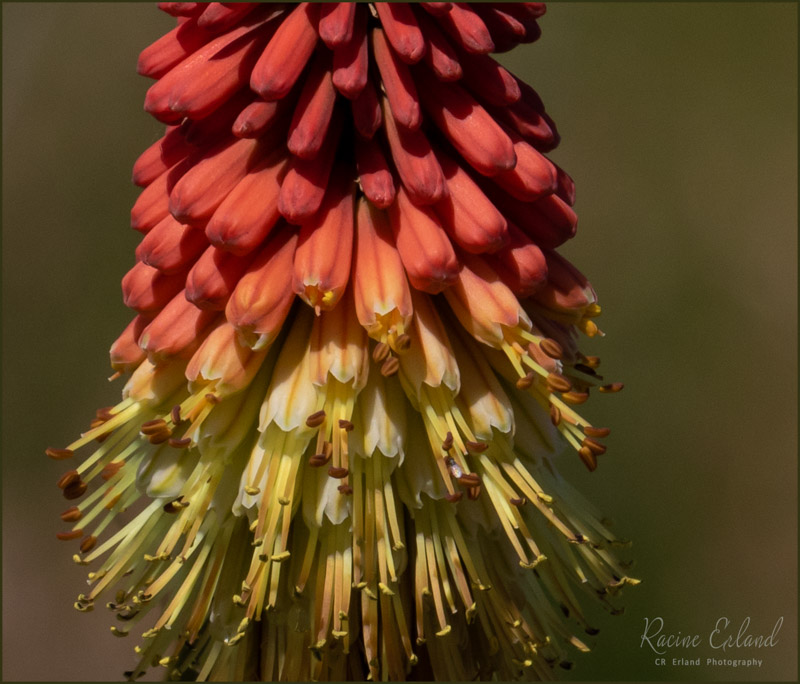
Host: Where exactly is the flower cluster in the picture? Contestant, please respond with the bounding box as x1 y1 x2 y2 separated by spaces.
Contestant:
51 3 635 681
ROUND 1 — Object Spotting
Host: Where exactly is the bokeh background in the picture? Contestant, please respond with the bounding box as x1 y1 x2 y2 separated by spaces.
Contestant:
2 3 796 682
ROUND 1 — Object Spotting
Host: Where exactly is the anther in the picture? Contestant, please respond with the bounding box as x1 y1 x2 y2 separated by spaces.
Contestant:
467 485 481 500
163 498 184 514
581 438 607 455
205 393 220 404
442 432 454 451
380 355 400 377
56 529 84 541
338 484 353 495
171 405 182 425
101 462 124 481
305 410 326 428
539 338 564 360
328 466 349 479
57 470 80 490
549 405 561 426
578 446 597 472
444 492 463 503
465 440 488 452
584 355 601 369
96 406 114 421
561 391 589 405
89 418 105 430
598 382 624 393
61 506 83 522
46 447 74 460
338 419 354 431
457 473 481 488
244 486 260 496
583 426 611 438
140 419 168 435
63 481 87 500
372 342 390 363
168 436 192 449
394 334 411 352
148 428 172 445
509 497 526 507
574 363 598 377
546 373 572 393
308 451 332 467
516 371 535 390
80 535 98 554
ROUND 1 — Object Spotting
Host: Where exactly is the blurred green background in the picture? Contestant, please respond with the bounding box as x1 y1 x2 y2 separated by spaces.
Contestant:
2 3 796 682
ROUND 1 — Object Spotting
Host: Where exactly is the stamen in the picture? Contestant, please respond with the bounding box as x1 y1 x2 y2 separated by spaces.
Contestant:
328 466 349 479
170 405 182 425
539 338 564 359
394 333 411 352
578 447 597 472
549 405 561 426
372 342 390 363
582 438 606 455
139 418 168 435
61 506 82 522
204 393 220 404
100 462 124 481
380 355 400 377
445 492 463 503
515 371 535 390
63 481 88 500
509 497 526 507
598 382 624 393
167 436 192 448
306 410 327 428
465 440 488 452
56 530 84 541
57 470 81 489
546 372 572 393
441 431 454 451
561 391 589 405
338 419 354 431
583 426 611 438
457 473 481 488
80 535 98 554
46 447 74 460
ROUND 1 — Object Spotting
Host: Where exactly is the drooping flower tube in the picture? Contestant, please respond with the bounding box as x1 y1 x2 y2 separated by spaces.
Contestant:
51 3 637 681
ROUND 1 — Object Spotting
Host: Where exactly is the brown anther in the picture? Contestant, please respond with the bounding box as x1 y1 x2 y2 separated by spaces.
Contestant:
546 373 572 393
464 440 488 453
598 382 624 393
308 452 331 467
337 484 353 496
549 405 562 426
445 492 463 503
338 419 354 432
80 535 98 554
104 493 122 510
328 466 349 479
457 473 482 488
148 428 172 445
561 391 590 405
57 470 81 490
61 506 83 522
101 462 124 481
581 438 607 456
539 338 564 360
163 498 184 514
394 334 412 352
56 529 84 541
171 405 182 425
96 406 115 421
467 485 481 500
372 342 391 363
168 437 192 449
63 481 88 500
583 426 611 438
205 393 220 404
89 418 105 430
380 355 400 377
578 446 597 472
442 431 454 451
509 497 527 507
305 410 326 428
574 363 598 377
140 418 168 435
515 371 535 390
584 356 601 369
46 447 74 460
